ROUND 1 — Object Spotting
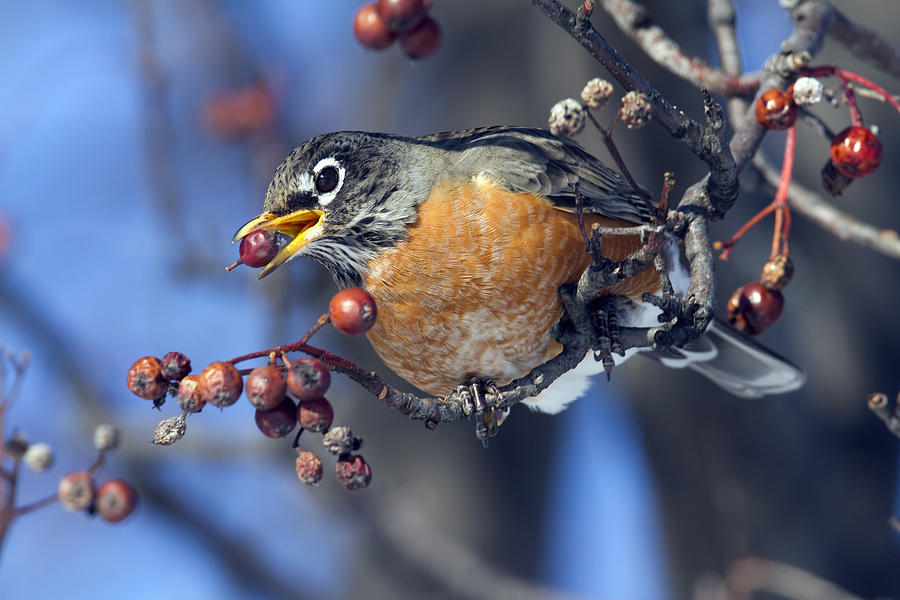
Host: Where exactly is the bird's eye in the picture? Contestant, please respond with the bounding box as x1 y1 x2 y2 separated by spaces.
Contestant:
315 166 339 194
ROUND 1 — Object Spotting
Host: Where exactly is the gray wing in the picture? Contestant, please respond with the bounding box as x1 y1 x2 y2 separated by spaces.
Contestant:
416 126 656 224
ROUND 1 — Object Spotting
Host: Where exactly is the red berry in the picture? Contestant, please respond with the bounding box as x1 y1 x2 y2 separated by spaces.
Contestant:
754 88 797 130
376 0 429 32
246 365 287 411
297 397 334 433
286 358 331 401
95 479 139 523
398 16 440 60
254 398 298 438
159 351 191 380
329 288 377 335
176 375 206 413
830 126 882 178
199 361 243 407
239 230 278 268
126 356 168 401
353 3 396 50
335 455 372 491
726 281 784 335
58 471 96 512
295 450 324 485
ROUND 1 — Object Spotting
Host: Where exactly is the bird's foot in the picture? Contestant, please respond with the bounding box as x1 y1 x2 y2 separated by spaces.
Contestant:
589 295 623 379
454 377 507 446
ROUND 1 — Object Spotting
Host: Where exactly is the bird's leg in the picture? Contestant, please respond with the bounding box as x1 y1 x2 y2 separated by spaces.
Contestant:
590 296 623 379
455 377 504 445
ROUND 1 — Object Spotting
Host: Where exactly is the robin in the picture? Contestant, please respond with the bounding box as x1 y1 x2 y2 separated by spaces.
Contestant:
234 126 804 416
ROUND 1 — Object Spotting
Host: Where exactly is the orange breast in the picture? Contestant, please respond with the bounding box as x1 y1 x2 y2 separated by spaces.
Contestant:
363 179 656 395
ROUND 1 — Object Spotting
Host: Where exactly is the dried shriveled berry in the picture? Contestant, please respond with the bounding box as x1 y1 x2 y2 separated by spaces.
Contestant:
830 126 882 178
726 282 784 335
23 443 54 472
255 398 298 439
335 455 372 491
377 0 429 32
297 397 334 433
760 255 794 291
286 358 331 401
154 416 186 445
354 3 396 50
239 230 279 268
754 88 797 130
322 426 362 455
398 16 440 59
93 424 121 451
295 450 323 485
159 352 191 380
246 365 286 411
95 479 138 523
58 471 96 512
126 356 168 401
199 361 243 407
329 288 377 335
176 375 207 413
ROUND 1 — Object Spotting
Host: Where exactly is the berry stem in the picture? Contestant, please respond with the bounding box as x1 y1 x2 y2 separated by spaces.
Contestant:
13 493 58 517
802 66 900 116
229 313 330 365
585 109 646 199
718 202 778 260
771 125 797 259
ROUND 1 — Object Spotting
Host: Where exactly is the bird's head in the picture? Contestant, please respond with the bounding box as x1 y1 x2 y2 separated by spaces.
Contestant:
234 131 429 287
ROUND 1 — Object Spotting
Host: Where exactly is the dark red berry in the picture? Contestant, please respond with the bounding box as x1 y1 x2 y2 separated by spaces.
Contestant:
398 16 440 60
286 358 331 401
297 397 334 433
246 365 287 411
329 288 377 335
255 398 298 438
126 356 168 401
95 479 139 523
830 126 882 178
353 3 396 50
239 230 278 268
296 450 323 485
754 88 797 130
176 375 206 413
335 455 372 491
726 281 784 335
159 351 192 380
376 0 429 32
58 471 96 512
199 361 243 407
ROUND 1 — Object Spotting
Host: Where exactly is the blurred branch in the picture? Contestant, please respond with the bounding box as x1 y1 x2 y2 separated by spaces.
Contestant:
753 154 900 260
600 0 758 96
867 392 900 438
725 557 864 600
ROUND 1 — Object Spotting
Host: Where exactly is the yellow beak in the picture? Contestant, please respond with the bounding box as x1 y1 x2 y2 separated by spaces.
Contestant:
232 209 325 279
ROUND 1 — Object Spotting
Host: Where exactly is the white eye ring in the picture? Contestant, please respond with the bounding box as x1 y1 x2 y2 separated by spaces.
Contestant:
312 157 345 206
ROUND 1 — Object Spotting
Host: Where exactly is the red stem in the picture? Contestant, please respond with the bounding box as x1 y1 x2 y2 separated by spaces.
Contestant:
771 126 797 259
229 313 330 365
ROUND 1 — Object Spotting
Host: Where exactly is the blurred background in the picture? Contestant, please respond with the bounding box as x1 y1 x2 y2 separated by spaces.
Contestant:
1 1 898 598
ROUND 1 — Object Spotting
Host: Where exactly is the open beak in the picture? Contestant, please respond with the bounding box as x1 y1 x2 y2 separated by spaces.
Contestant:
232 209 325 278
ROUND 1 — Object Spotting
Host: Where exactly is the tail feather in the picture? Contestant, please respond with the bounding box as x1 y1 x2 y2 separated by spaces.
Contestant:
646 319 805 398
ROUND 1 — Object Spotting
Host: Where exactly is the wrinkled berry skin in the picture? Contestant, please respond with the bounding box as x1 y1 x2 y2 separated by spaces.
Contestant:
159 352 192 380
354 3 396 50
126 356 168 401
329 288 377 335
754 89 797 130
199 361 243 407
297 397 334 433
246 365 287 411
255 398 298 438
176 375 207 413
286 358 331 401
239 230 278 268
727 282 784 335
830 126 882 178
296 451 324 485
335 455 372 491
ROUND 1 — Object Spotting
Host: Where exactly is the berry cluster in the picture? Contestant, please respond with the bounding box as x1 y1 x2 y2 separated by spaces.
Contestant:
126 288 378 491
353 0 440 59
720 66 900 335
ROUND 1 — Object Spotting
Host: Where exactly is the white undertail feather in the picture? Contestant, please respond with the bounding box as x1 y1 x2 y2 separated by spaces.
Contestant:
523 241 804 413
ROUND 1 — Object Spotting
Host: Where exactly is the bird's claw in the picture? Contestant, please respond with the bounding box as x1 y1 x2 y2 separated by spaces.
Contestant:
590 295 623 379
455 378 505 446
